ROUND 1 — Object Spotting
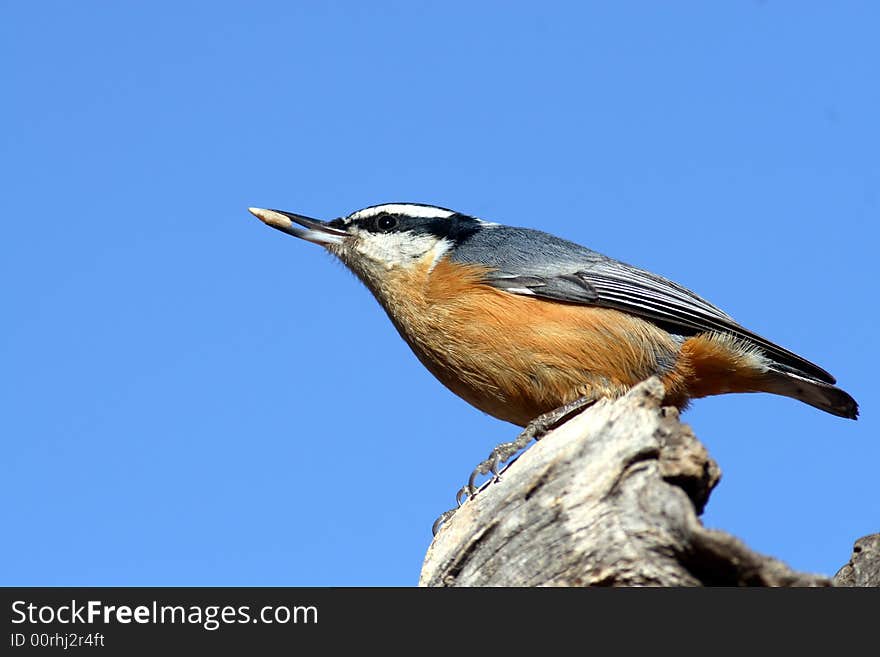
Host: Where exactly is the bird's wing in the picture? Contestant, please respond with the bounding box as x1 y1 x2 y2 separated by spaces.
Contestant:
451 225 835 384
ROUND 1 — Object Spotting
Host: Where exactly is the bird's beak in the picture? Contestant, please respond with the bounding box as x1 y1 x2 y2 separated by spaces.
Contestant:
248 207 348 246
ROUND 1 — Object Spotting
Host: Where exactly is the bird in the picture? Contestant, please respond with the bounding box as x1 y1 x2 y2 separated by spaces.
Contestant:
248 202 858 432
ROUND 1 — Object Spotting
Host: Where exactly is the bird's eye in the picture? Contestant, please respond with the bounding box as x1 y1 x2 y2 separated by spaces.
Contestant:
375 213 398 232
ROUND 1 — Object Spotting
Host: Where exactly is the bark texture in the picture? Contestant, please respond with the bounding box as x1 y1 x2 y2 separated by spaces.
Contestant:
421 378 873 587
834 534 880 587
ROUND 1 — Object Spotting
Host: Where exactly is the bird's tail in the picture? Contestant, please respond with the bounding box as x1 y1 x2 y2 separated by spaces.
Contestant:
762 368 859 419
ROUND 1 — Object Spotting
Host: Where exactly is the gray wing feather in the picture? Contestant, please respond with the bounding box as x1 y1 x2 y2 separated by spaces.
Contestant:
451 225 834 384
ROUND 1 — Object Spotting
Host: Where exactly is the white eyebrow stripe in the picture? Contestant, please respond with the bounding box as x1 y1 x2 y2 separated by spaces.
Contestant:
347 204 456 222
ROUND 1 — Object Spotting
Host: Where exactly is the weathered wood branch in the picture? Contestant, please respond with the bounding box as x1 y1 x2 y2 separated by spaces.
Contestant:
834 534 880 586
420 377 876 587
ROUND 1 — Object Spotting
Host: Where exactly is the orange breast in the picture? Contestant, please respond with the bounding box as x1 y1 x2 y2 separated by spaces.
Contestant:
376 257 683 426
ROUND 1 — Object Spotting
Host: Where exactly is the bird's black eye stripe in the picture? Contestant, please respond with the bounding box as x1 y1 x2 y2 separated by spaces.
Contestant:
374 213 399 232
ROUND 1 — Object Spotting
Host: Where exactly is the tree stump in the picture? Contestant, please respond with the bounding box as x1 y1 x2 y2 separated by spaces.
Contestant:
420 378 876 587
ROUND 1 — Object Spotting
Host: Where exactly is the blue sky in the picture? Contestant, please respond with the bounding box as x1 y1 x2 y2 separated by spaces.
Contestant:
2 2 877 586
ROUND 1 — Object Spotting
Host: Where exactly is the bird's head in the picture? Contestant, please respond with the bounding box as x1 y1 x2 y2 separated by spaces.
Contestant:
248 203 486 291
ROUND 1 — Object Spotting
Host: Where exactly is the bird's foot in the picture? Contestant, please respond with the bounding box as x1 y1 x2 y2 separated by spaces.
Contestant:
431 395 596 535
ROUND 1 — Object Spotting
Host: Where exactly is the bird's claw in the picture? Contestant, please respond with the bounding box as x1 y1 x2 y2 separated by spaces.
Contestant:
431 508 457 536
431 395 598 535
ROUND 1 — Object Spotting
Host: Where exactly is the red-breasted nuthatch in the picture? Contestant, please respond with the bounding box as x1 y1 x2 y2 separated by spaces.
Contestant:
248 203 857 429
